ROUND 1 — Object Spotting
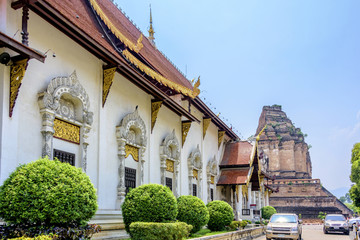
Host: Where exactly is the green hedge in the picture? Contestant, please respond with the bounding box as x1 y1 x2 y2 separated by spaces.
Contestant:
0 157 97 226
8 236 54 240
207 200 234 231
176 195 209 233
261 206 277 220
129 222 192 240
122 184 178 233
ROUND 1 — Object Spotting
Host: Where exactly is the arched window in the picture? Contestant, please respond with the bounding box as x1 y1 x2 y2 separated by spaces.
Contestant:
207 156 218 203
38 71 93 171
116 109 147 209
188 145 202 198
160 130 180 196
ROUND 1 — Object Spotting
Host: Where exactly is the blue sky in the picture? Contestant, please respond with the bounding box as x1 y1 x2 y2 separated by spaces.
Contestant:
115 0 360 194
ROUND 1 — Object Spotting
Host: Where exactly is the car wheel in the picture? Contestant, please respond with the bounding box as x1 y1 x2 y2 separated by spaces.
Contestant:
323 228 328 234
345 230 349 235
266 238 271 240
298 234 301 240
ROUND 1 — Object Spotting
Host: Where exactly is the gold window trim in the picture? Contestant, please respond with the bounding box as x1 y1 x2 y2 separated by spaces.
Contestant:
166 159 174 173
125 144 139 162
193 169 198 180
53 118 80 144
211 175 215 184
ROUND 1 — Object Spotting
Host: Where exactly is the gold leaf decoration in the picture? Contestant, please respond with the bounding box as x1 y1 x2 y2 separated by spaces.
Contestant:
102 67 116 107
89 0 143 53
9 58 28 117
54 118 80 144
203 118 211 139
122 49 200 99
218 130 225 148
193 169 198 180
182 121 192 146
151 101 162 133
211 176 215 184
166 159 174 173
125 144 139 162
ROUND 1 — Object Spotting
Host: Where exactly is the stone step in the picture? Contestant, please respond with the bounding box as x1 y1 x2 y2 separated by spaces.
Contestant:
92 229 129 240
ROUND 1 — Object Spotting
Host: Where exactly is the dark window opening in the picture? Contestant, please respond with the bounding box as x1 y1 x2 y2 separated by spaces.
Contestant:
53 149 75 166
125 167 136 195
193 184 197 196
166 177 173 191
210 188 214 201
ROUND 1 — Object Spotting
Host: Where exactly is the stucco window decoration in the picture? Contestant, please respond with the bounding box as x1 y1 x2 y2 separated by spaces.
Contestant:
188 145 202 197
207 156 218 203
160 130 180 197
116 108 147 210
38 71 93 172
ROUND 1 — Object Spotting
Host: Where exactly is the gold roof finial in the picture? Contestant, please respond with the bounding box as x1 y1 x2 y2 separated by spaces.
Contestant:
148 4 155 45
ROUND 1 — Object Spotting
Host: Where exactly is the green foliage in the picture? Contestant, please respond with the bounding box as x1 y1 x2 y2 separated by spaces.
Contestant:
261 206 277 220
122 184 178 233
206 200 234 231
350 143 360 207
129 222 192 240
345 202 360 215
0 157 97 226
339 196 346 203
8 236 54 240
176 195 209 233
318 211 326 220
350 185 360 208
352 143 360 164
228 221 240 231
240 220 249 228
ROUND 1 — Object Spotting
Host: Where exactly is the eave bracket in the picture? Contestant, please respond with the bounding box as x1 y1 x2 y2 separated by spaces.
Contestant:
9 58 29 117
151 100 162 133
182 121 192 147
102 67 116 107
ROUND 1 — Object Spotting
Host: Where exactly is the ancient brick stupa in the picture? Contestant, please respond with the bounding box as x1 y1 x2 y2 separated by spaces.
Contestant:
255 105 352 219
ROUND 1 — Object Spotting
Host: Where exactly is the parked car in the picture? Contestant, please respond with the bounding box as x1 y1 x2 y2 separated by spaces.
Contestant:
266 213 302 240
323 214 349 235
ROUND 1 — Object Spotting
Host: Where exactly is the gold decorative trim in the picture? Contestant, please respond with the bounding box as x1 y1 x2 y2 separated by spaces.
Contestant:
218 130 225 148
123 49 200 99
211 175 215 184
242 185 248 199
9 58 28 117
166 159 174 173
203 118 211 139
53 118 80 144
89 0 143 52
102 67 116 107
182 121 192 146
193 169 198 180
125 144 139 162
151 100 162 133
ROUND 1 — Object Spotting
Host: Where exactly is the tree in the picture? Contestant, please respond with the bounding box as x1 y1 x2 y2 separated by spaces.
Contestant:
350 143 360 207
340 196 346 203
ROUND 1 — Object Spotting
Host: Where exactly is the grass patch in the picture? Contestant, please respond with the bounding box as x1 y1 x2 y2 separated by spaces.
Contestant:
187 228 229 239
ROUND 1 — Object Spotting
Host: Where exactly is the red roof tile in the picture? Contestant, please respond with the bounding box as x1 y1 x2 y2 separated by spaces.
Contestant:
220 141 253 166
217 169 249 185
43 0 193 90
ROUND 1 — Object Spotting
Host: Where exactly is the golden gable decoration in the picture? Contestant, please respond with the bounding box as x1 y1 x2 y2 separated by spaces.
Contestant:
102 67 116 107
193 169 198 180
125 144 139 162
10 58 28 117
151 100 162 133
166 159 174 173
182 121 192 146
122 49 200 99
53 118 80 144
211 176 215 184
218 130 225 148
89 0 143 53
203 118 211 139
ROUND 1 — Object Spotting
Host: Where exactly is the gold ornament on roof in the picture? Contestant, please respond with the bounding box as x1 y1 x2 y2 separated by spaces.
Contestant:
53 118 80 144
10 58 28 117
122 49 200 98
166 159 174 173
89 0 143 53
125 144 139 162
102 67 116 107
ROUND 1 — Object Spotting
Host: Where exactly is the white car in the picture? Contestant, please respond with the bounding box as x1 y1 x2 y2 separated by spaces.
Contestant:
266 213 302 240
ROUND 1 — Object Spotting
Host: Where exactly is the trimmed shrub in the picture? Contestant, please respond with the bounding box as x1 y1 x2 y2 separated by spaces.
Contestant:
240 220 248 229
122 184 178 233
129 222 192 240
176 195 209 233
261 206 277 220
228 221 241 231
0 157 97 226
9 236 54 240
206 200 234 231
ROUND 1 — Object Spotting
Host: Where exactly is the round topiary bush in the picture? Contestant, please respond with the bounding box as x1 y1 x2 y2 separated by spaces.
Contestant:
206 200 234 231
0 157 97 226
177 195 209 233
122 183 178 233
261 206 277 220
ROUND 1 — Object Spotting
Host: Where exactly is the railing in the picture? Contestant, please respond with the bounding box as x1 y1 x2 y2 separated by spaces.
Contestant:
242 209 250 216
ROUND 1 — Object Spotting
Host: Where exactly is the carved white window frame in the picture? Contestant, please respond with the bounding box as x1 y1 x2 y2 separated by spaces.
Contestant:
160 130 180 197
206 156 218 203
188 145 202 197
116 109 147 209
37 71 93 172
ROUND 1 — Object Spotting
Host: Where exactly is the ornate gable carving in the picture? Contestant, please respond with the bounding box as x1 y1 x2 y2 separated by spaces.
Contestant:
117 108 147 146
161 129 180 160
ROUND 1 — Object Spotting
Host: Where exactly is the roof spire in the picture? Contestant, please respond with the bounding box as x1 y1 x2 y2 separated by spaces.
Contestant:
148 4 155 45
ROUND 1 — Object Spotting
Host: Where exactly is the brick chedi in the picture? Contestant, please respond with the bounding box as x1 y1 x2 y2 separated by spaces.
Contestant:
255 105 353 219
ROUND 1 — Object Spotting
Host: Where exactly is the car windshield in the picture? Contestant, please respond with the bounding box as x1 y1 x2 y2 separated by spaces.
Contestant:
270 215 297 223
325 215 346 221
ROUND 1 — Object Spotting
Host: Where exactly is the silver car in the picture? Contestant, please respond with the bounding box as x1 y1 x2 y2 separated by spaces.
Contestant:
266 213 302 240
323 214 349 235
